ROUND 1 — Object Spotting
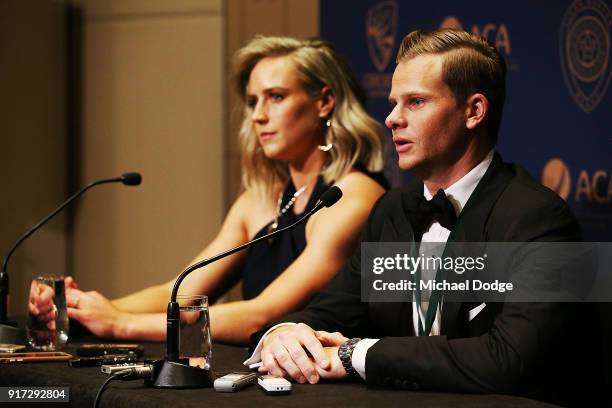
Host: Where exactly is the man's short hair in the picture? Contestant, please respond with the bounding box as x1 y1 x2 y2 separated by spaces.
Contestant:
396 29 507 142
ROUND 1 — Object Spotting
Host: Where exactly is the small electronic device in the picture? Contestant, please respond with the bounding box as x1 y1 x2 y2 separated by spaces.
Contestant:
69 353 138 368
258 375 291 395
214 372 257 392
101 363 149 375
0 351 73 363
0 343 26 353
76 343 144 357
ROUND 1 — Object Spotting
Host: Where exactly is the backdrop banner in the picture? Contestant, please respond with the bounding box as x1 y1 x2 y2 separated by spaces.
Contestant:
320 0 611 240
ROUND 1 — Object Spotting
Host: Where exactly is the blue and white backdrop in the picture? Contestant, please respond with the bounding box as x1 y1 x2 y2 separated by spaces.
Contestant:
320 0 611 240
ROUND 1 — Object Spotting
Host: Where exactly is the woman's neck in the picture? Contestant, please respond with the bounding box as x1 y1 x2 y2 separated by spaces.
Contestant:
287 149 326 213
288 149 326 189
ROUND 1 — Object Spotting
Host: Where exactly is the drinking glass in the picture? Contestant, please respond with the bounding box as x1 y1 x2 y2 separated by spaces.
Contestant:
177 295 211 369
26 275 69 350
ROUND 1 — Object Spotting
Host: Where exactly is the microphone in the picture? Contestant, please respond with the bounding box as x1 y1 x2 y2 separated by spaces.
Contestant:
151 186 343 388
121 172 142 186
0 172 142 341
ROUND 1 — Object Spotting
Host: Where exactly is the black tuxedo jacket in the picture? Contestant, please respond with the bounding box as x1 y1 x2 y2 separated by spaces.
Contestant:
254 153 602 406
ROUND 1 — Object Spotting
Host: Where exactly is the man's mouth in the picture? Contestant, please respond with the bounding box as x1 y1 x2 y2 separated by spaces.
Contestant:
393 137 413 153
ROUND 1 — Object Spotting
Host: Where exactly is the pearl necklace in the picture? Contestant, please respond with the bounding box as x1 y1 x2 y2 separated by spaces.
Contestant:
268 184 307 233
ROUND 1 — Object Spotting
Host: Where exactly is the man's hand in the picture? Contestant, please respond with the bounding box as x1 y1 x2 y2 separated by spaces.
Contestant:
66 287 130 338
314 346 348 380
259 323 348 384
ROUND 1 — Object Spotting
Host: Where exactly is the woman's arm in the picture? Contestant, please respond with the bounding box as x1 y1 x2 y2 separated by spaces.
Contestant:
209 172 385 344
67 191 260 339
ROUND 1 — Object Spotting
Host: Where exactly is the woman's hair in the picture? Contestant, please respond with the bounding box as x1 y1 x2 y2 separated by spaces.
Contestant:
233 36 385 200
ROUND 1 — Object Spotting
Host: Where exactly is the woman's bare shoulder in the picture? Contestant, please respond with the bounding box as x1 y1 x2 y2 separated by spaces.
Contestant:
231 187 279 237
333 170 386 200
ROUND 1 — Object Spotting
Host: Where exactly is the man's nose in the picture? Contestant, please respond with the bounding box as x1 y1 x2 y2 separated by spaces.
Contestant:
385 105 406 130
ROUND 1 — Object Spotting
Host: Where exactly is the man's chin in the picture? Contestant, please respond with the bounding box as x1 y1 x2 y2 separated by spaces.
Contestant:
398 158 431 181
397 157 419 172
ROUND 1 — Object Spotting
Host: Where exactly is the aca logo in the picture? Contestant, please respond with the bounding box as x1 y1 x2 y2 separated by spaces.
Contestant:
363 0 398 98
542 158 612 203
542 158 572 200
560 0 611 113
439 16 512 56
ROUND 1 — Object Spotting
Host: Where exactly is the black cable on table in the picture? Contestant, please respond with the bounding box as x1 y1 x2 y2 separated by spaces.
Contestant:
93 372 122 408
93 365 153 408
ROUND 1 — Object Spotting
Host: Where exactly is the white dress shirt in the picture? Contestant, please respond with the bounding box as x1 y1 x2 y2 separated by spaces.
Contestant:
245 150 495 381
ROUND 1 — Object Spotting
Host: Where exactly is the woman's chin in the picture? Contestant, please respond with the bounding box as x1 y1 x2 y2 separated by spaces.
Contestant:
261 143 290 161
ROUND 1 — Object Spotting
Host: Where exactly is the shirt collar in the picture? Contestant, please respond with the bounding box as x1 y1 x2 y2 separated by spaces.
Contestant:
423 149 495 216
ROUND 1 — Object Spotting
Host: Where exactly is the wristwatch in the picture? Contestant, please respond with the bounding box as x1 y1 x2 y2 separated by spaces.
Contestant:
338 338 361 378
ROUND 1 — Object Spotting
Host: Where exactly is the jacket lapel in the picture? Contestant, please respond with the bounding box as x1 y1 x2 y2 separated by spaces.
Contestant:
370 183 423 337
441 153 515 337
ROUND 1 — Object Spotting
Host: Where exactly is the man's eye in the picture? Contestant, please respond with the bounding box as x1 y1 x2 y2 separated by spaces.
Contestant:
411 98 425 107
246 98 257 109
269 93 284 102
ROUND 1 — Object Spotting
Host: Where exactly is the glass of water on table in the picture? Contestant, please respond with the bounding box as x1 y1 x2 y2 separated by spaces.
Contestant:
177 294 212 369
27 275 69 350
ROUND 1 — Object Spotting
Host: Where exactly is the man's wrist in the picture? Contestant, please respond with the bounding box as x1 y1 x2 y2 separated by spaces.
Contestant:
243 322 296 367
263 325 291 347
338 338 361 378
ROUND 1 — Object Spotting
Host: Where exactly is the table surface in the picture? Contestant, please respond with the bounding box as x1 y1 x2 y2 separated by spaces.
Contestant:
0 339 561 408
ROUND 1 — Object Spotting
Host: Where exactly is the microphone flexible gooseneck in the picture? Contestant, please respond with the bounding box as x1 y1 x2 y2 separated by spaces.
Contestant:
0 172 142 328
164 186 342 362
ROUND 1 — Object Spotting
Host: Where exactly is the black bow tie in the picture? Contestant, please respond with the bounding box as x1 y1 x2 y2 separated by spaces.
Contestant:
404 189 458 241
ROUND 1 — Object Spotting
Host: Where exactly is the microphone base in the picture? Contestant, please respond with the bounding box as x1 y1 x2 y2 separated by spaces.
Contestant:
0 321 18 344
147 359 213 389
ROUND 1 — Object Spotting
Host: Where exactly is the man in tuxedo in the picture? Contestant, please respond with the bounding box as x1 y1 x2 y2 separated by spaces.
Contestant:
245 29 597 405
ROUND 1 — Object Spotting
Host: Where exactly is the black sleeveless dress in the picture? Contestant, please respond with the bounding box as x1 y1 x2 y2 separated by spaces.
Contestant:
241 171 388 300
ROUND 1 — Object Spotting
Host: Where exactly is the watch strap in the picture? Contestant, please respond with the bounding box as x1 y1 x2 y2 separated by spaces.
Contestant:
338 338 361 378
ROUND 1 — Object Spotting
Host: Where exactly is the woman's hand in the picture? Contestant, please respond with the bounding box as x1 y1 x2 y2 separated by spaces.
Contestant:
27 279 57 330
66 288 131 338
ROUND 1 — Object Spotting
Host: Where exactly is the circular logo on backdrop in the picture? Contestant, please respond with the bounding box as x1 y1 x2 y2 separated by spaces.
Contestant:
542 158 572 200
440 16 464 30
560 0 612 113
366 1 398 73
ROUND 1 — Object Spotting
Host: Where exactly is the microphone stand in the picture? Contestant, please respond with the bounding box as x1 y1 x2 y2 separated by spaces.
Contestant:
149 187 342 388
0 173 141 343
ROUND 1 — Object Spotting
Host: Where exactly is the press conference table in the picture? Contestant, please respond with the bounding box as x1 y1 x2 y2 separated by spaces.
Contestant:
0 338 560 408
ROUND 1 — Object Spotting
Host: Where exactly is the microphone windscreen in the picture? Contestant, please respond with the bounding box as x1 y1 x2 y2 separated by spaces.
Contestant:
319 186 342 207
121 172 142 186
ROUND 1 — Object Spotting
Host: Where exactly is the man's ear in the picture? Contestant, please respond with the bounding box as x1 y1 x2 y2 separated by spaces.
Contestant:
465 93 489 130
318 86 336 118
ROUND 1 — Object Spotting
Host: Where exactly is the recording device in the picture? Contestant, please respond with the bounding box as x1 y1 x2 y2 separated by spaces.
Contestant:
258 375 291 395
101 363 149 375
213 372 257 392
69 353 138 368
150 186 343 389
0 351 73 363
0 343 26 352
0 172 142 343
77 343 144 357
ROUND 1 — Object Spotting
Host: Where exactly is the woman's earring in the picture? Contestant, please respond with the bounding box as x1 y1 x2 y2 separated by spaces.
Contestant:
318 119 333 152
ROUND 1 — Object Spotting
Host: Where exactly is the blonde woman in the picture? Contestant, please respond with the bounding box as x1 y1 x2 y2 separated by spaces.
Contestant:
59 36 388 344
